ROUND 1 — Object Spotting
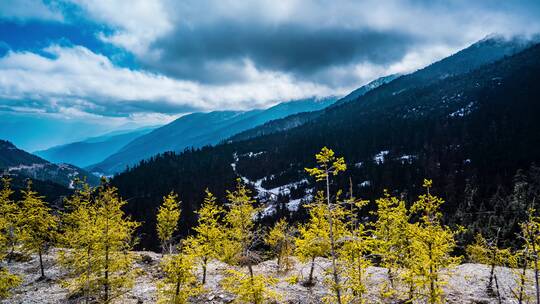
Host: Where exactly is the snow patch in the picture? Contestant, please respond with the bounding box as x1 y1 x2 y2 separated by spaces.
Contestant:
373 150 389 164
449 102 475 118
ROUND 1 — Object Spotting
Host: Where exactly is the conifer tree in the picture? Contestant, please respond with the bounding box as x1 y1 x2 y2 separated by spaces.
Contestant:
0 176 19 262
519 207 540 303
223 179 259 272
305 147 347 304
18 180 57 279
60 180 139 303
221 179 279 303
407 179 461 304
157 191 181 254
0 177 22 299
188 189 225 284
221 269 280 304
295 191 331 286
266 218 294 272
372 191 409 298
157 249 202 304
466 232 510 297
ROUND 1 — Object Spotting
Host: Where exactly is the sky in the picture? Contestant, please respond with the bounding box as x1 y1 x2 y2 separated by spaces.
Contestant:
1 0 540 150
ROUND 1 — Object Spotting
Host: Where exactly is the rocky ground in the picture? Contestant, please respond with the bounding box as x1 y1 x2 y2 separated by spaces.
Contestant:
2 250 536 303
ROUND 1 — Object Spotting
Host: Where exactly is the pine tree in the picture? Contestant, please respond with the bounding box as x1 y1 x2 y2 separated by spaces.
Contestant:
221 269 280 304
18 180 57 279
407 179 461 304
157 249 203 304
266 218 294 272
294 191 331 286
0 176 19 262
466 232 510 297
222 179 259 272
338 220 371 304
60 180 140 303
188 189 225 284
519 207 540 303
157 191 181 254
305 147 347 304
0 177 22 299
371 191 409 299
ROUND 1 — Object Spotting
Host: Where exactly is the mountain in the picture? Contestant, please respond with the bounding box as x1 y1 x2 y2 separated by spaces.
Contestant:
0 140 100 188
88 97 337 174
230 35 535 144
229 74 399 142
110 37 540 250
34 126 157 167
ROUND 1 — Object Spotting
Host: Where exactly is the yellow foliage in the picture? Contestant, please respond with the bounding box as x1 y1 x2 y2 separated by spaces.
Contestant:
221 269 280 304
59 180 140 303
157 191 181 254
266 219 294 272
157 251 203 304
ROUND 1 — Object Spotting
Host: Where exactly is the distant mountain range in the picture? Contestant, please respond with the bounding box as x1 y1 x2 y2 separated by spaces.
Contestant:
0 140 99 189
35 126 157 168
108 35 540 250
87 97 338 174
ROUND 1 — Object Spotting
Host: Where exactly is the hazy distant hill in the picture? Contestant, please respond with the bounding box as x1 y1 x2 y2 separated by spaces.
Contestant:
35 126 157 167
88 97 337 174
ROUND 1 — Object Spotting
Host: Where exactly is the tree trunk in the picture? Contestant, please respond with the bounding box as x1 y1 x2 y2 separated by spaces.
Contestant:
326 174 342 304
86 246 91 304
308 256 316 285
104 242 109 303
202 257 208 284
38 248 45 278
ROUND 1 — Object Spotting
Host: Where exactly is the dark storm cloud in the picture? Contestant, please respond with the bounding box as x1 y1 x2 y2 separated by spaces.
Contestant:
149 21 417 83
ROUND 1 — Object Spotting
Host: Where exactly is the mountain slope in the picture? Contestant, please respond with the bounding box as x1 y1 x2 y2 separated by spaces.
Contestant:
229 74 398 142
0 140 99 188
88 97 337 174
35 126 156 167
110 38 540 250
230 35 534 143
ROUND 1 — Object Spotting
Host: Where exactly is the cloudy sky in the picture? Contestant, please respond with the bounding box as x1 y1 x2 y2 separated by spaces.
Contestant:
1 0 540 150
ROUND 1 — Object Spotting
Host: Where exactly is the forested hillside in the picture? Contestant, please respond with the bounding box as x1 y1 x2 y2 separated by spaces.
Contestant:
112 41 540 252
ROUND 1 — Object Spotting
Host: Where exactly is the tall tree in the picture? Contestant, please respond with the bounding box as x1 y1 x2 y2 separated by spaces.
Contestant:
187 189 225 284
372 191 409 298
156 249 202 304
407 179 461 304
0 177 22 299
60 180 139 303
0 176 19 262
18 180 57 279
294 191 331 286
266 218 295 273
157 191 181 254
305 146 347 304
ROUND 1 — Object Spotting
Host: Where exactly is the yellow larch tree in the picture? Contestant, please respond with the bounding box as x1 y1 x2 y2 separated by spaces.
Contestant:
59 179 139 303
407 179 461 304
188 189 225 284
156 191 181 254
266 218 295 273
156 248 203 304
0 176 22 299
18 180 58 279
221 179 278 303
371 191 410 299
294 191 331 286
466 232 511 298
0 176 19 262
305 146 347 304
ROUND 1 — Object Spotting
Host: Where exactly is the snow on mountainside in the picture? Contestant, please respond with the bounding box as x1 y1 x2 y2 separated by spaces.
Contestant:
0 140 99 188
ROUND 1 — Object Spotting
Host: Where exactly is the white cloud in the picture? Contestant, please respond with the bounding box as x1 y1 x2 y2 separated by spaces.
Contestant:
0 45 336 119
0 0 64 21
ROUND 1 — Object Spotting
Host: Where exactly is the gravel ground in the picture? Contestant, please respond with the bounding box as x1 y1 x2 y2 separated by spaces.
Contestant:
2 251 536 303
